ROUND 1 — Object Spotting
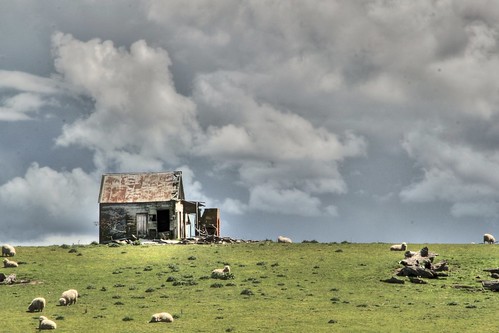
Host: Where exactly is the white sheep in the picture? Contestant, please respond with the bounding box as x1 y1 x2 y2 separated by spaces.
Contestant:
390 242 407 251
211 265 231 278
1 244 16 257
38 316 57 330
483 233 496 244
59 289 78 306
3 258 18 268
277 236 292 243
28 297 46 312
149 312 174 323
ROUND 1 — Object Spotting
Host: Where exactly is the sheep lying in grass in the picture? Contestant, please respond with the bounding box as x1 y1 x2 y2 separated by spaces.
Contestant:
483 233 496 244
38 316 57 330
3 258 18 268
59 289 78 306
28 297 46 312
1 244 15 257
149 312 174 323
211 265 231 278
390 242 407 251
277 236 292 243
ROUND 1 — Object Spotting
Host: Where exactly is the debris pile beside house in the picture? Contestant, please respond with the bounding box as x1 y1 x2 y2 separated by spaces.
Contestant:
161 235 254 245
381 246 449 284
107 235 255 245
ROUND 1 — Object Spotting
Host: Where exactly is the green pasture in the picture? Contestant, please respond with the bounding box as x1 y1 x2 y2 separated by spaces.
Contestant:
1 242 498 332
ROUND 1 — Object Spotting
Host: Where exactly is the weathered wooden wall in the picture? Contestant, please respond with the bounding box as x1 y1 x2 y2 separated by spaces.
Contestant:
99 202 175 243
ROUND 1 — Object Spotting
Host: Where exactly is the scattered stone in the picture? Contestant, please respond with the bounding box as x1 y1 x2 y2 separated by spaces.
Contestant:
240 289 254 296
383 246 451 286
482 280 499 291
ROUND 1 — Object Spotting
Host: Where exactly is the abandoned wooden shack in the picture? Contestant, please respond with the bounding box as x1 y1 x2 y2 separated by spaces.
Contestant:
98 171 220 243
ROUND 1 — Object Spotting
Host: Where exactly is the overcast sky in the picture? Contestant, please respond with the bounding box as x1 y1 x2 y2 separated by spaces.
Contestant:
1 0 499 245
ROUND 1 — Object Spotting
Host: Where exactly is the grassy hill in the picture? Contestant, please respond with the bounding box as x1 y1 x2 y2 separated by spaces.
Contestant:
1 242 498 332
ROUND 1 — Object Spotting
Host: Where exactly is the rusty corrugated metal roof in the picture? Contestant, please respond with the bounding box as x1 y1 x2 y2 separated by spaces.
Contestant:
98 171 184 203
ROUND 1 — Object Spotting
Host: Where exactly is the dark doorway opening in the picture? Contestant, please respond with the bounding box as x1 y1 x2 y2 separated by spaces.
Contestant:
157 209 170 234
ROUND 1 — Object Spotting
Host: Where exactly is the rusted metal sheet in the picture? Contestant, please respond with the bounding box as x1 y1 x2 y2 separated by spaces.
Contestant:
98 171 184 203
199 208 220 237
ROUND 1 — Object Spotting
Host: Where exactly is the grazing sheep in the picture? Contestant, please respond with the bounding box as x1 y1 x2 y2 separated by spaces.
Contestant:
3 258 18 268
211 265 231 278
483 233 496 244
28 297 46 312
38 316 57 330
277 236 292 243
59 289 78 306
1 244 15 257
149 312 174 323
390 242 407 251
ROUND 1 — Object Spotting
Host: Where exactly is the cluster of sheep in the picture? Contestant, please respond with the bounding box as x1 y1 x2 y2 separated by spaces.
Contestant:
29 289 79 310
28 276 172 327
27 290 174 327
2 242 177 328
1 243 19 285
26 289 78 330
2 244 79 330
2 244 18 268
